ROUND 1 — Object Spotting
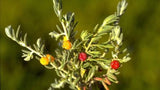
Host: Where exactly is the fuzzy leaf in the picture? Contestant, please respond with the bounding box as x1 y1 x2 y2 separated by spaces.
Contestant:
82 62 90 68
102 14 119 26
36 38 41 48
81 30 92 41
16 25 21 39
53 0 62 17
22 51 33 61
107 73 118 83
117 0 128 16
97 61 109 70
121 56 131 63
51 79 66 88
93 44 114 49
23 33 27 45
5 25 12 39
97 26 114 34
49 31 63 40
92 36 102 42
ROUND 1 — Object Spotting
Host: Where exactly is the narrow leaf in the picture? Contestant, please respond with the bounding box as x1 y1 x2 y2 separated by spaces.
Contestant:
5 25 12 38
16 25 20 39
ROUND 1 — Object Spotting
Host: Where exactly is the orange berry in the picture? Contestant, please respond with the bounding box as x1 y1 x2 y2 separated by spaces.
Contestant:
46 54 54 62
40 54 54 65
62 40 72 50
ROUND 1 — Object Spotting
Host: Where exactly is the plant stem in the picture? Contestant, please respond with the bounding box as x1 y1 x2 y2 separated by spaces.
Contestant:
85 34 97 53
17 41 43 58
61 21 69 39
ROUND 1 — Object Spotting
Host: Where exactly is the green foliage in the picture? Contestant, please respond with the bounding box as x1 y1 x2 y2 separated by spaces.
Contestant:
5 25 44 61
4 0 131 90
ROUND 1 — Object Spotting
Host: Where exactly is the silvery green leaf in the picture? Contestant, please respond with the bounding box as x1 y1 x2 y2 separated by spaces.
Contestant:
71 40 78 49
51 79 66 88
22 49 30 53
23 33 27 45
121 56 131 63
33 44 39 51
11 28 16 40
122 48 127 53
58 62 66 70
59 71 66 78
111 26 122 43
16 25 20 39
92 36 102 42
5 25 12 38
36 38 41 48
97 26 114 34
88 51 101 55
81 30 92 41
93 24 99 33
107 75 118 83
53 0 62 17
49 31 62 40
110 69 117 73
97 61 109 69
117 33 123 45
102 14 119 26
55 69 61 77
56 25 63 33
82 62 90 68
22 52 33 61
103 44 114 48
40 44 45 54
117 0 128 16
85 66 96 82
114 26 121 38
94 44 114 49
65 12 75 26
107 73 117 81
44 65 54 69
115 71 120 75
112 51 118 58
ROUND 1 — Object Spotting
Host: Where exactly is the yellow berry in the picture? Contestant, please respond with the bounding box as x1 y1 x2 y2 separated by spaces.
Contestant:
62 40 72 50
40 54 54 65
40 57 49 65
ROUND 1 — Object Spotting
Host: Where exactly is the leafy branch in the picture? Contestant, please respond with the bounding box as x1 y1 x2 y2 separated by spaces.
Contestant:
5 0 131 90
49 0 77 40
82 0 128 58
5 25 44 61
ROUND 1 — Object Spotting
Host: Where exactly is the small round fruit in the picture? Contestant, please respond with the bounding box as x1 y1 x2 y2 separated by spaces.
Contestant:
62 40 72 50
46 54 54 62
110 60 120 69
40 54 54 66
40 57 49 66
79 52 87 61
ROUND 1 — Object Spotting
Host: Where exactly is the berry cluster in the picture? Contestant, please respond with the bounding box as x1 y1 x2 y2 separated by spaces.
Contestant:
5 0 130 89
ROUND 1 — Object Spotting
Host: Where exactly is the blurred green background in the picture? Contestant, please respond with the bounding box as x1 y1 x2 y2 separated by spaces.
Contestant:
0 0 160 90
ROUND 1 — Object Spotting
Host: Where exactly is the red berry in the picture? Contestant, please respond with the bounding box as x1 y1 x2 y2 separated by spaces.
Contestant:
79 52 87 61
110 60 120 69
